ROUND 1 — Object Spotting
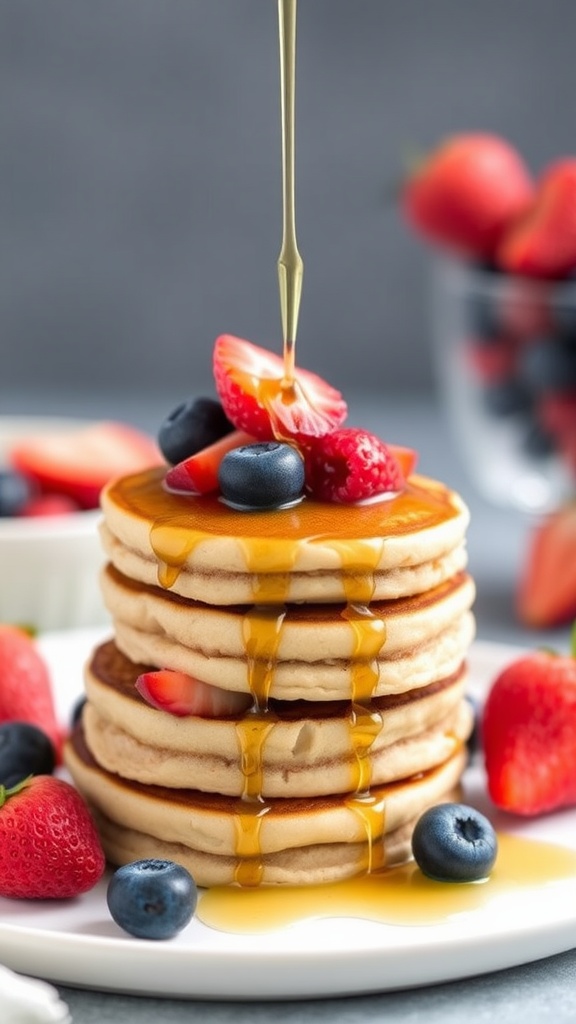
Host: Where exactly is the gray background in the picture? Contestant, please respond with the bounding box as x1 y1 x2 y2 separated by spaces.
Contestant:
1 0 574 408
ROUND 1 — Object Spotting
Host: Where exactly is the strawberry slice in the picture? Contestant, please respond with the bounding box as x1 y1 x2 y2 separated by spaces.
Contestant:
213 335 347 444
135 669 253 718
10 422 162 509
498 159 576 278
164 429 256 494
516 500 576 627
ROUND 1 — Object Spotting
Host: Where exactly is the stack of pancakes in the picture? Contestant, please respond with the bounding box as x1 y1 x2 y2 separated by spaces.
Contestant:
65 466 475 887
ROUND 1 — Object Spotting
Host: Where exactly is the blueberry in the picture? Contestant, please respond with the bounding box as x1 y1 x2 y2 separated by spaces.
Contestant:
0 722 56 787
158 397 233 465
519 339 576 393
482 378 532 417
464 290 501 340
218 441 305 510
522 420 556 459
411 803 497 882
0 470 35 517
551 291 576 340
107 859 197 940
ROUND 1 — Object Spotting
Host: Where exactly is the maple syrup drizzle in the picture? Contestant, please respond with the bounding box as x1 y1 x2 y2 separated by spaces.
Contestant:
232 802 271 888
147 493 394 878
198 834 576 933
233 605 286 879
140 480 461 881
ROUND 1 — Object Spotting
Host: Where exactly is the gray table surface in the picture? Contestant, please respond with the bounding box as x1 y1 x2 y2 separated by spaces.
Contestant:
3 390 575 1022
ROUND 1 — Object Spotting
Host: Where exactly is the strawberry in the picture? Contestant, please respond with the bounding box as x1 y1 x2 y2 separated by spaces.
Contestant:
483 642 576 815
0 626 61 757
498 160 576 278
402 133 533 259
213 335 347 444
0 775 105 898
537 390 576 438
164 430 256 495
10 421 162 509
19 493 82 517
516 501 576 628
135 669 253 718
304 427 405 503
466 337 518 382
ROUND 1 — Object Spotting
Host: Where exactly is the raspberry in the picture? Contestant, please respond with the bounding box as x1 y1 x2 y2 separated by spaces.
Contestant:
304 428 405 503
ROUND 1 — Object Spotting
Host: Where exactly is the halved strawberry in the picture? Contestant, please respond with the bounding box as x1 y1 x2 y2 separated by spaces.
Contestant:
164 429 255 494
10 422 162 509
135 669 252 718
213 335 347 444
516 500 576 627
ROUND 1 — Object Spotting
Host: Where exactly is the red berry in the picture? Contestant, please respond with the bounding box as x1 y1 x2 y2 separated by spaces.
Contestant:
304 428 405 503
19 493 82 517
498 160 576 278
135 669 252 718
164 430 255 495
0 775 105 898
466 337 518 382
213 335 347 444
402 133 533 259
537 390 576 438
0 626 61 757
10 421 162 509
483 649 576 816
516 500 576 628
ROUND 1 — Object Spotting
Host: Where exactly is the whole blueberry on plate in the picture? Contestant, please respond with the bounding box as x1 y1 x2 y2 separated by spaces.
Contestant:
107 858 197 940
411 803 497 882
0 722 56 787
158 397 233 465
0 469 35 517
218 441 305 510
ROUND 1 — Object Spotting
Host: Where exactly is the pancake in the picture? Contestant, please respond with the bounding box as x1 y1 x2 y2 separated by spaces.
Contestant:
101 563 475 680
81 640 473 797
67 459 476 888
110 612 475 700
65 727 468 887
90 802 459 887
100 469 470 605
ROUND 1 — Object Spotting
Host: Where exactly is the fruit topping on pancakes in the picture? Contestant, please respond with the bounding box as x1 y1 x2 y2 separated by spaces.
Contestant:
164 336 416 506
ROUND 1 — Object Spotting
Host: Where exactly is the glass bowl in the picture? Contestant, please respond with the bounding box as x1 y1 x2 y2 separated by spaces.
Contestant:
431 259 576 513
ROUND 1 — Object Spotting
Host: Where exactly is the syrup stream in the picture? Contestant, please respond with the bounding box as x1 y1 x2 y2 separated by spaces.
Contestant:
277 0 303 385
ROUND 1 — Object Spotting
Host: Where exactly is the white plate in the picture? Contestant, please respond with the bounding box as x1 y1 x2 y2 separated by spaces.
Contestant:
0 630 575 1001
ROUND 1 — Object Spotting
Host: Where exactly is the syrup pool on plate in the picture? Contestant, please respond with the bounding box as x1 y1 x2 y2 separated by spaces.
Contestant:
197 833 576 934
